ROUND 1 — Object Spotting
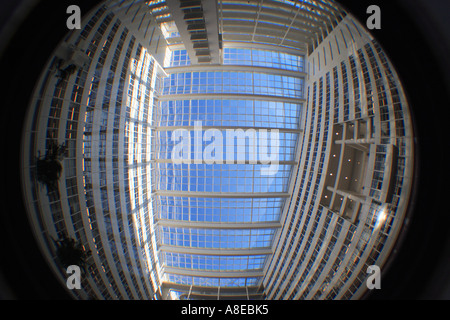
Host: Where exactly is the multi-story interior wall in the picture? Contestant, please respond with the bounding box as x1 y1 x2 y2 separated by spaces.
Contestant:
263 14 414 300
21 2 167 299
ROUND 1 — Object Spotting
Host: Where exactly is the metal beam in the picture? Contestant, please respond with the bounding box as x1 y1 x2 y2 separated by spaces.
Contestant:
222 25 311 44
221 33 311 51
221 2 333 26
159 245 273 256
221 11 322 34
157 93 306 104
166 0 200 64
221 18 317 40
163 266 264 278
154 125 302 134
163 63 307 77
161 281 264 295
222 41 307 56
251 0 264 42
154 190 290 198
178 291 263 300
201 0 221 64
279 0 303 46
157 219 281 230
153 159 298 166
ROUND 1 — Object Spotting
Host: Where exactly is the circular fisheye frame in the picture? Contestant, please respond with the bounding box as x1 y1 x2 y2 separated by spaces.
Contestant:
0 0 449 301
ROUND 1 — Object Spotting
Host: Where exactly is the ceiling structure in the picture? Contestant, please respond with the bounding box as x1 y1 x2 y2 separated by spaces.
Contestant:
20 0 415 300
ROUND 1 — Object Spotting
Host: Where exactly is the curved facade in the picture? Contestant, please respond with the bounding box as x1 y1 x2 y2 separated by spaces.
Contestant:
20 0 414 300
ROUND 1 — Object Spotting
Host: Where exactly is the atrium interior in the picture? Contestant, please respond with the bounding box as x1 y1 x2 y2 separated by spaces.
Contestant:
20 0 415 300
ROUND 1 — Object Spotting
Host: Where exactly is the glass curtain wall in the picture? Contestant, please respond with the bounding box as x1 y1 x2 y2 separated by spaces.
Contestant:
154 48 305 295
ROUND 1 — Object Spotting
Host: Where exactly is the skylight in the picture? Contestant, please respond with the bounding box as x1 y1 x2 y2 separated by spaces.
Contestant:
151 20 306 296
